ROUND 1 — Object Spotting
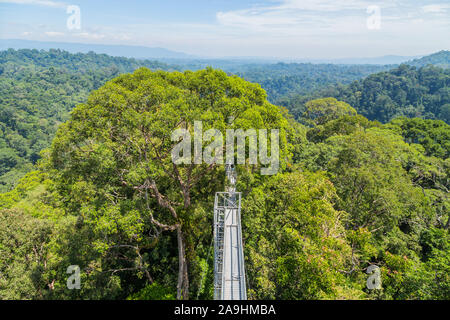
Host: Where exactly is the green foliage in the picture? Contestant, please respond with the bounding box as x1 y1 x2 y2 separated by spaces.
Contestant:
44 67 291 300
385 117 450 158
306 114 378 143
284 64 450 124
1 54 449 300
0 208 53 299
0 49 177 192
232 62 390 103
127 282 176 300
302 98 357 126
292 106 449 300
243 171 365 299
408 50 450 69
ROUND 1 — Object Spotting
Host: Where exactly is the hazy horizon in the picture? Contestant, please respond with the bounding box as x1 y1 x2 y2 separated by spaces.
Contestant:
0 38 436 62
1 0 449 59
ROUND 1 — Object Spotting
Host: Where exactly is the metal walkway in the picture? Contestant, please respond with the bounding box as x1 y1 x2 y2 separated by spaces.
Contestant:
213 164 247 300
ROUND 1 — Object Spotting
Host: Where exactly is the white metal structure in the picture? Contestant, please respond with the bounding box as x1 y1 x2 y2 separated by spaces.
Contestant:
213 164 247 300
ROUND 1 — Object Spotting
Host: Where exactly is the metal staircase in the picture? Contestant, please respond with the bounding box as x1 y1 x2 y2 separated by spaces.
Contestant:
213 163 247 300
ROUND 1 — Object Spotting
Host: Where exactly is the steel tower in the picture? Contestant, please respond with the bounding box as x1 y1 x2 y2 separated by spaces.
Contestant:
213 163 247 300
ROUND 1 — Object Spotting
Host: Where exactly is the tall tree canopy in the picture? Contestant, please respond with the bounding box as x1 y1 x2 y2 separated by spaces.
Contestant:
47 67 291 299
1 59 448 300
282 65 450 124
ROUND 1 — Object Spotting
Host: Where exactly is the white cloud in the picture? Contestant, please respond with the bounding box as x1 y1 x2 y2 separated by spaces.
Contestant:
422 4 450 13
74 32 106 40
45 31 64 36
278 0 378 11
2 0 449 59
202 0 450 58
215 0 408 38
0 0 66 8
215 0 450 38
112 33 132 41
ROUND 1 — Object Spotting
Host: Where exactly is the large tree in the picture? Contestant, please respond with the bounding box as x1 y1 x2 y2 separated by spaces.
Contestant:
47 67 291 299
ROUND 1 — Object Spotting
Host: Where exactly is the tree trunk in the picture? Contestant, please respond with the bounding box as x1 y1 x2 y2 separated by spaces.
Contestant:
176 225 189 300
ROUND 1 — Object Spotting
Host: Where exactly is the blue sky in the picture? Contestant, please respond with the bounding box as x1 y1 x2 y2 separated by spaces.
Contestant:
1 0 449 58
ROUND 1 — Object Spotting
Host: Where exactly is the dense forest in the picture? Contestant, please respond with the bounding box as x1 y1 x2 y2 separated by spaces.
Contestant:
0 49 177 192
0 49 390 192
221 62 391 102
282 64 450 124
408 50 450 69
0 50 449 300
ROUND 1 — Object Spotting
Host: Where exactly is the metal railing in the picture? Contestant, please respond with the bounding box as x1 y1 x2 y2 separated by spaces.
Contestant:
213 191 247 300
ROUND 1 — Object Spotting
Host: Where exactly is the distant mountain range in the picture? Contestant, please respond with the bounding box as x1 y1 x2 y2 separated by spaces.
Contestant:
1 39 449 68
406 50 450 68
303 55 423 65
161 56 422 67
0 39 193 59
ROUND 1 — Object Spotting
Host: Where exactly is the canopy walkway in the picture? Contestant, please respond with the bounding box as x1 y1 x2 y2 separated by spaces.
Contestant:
213 164 247 300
